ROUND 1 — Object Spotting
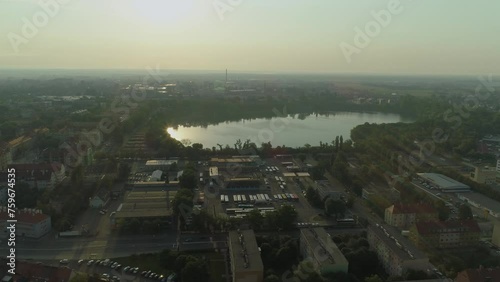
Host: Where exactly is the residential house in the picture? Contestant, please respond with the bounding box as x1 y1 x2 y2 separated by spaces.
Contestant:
300 227 349 276
228 230 264 282
455 266 500 282
10 163 66 190
385 203 438 229
409 220 480 249
89 188 110 209
0 207 51 238
0 259 74 281
367 224 430 277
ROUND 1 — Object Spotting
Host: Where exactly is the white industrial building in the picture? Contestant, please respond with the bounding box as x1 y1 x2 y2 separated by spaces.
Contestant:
209 166 219 181
416 173 470 193
150 170 163 181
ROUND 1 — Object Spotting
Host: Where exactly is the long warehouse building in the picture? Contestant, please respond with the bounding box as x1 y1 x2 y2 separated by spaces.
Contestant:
416 173 470 193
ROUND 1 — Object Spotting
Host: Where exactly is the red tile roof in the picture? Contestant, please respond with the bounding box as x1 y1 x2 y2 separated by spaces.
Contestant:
456 267 500 282
0 208 49 224
10 163 61 181
415 220 480 235
14 260 73 281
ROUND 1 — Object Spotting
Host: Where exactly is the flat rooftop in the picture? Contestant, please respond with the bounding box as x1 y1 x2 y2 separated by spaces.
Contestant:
115 190 174 218
369 223 427 261
145 160 177 166
211 157 256 163
301 227 348 267
417 173 470 191
209 166 218 176
229 230 264 272
458 192 500 217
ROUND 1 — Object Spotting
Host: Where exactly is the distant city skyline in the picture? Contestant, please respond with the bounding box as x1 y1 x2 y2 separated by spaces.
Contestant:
1 0 500 75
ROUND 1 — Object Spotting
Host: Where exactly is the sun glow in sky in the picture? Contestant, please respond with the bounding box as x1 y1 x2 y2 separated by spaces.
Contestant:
114 0 197 26
1 0 500 75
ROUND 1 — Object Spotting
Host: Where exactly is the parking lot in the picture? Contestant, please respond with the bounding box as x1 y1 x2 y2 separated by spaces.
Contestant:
62 258 172 282
201 159 326 225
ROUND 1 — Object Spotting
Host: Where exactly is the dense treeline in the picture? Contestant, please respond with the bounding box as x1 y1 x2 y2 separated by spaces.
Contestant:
350 108 500 202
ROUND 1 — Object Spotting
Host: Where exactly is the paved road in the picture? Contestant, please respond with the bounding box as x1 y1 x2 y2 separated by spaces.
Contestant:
0 234 226 260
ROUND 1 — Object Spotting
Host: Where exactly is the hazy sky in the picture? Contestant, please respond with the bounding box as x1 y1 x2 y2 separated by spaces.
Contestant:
1 0 499 75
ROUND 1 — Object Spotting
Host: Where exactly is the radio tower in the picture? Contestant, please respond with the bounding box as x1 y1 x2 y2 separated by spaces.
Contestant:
225 69 228 93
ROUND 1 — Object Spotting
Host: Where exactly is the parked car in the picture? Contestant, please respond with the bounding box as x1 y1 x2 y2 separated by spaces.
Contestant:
59 259 69 264
78 259 84 265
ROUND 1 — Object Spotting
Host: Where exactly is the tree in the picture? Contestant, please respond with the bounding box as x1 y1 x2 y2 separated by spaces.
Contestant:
181 259 209 282
364 274 383 282
273 204 298 230
346 195 355 208
159 249 177 268
192 143 203 150
275 246 297 268
172 188 194 218
405 269 432 280
260 242 276 267
458 204 473 220
179 168 197 189
306 186 323 208
311 165 326 180
322 271 350 282
325 198 346 218
174 255 197 273
264 274 281 282
69 273 89 282
170 162 178 172
70 165 84 184
298 154 307 163
118 163 131 180
295 260 324 282
436 200 450 221
247 209 264 230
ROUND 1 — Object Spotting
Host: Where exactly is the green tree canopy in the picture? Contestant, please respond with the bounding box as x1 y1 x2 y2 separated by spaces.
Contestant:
458 204 473 220
325 198 347 218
